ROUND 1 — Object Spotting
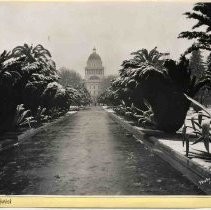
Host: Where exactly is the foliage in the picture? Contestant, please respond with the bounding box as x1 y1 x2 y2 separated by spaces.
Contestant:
207 53 211 72
136 100 156 127
185 94 211 117
58 68 91 106
187 49 208 106
97 86 121 106
0 43 90 132
34 106 47 124
99 46 211 132
178 3 211 53
12 43 56 75
99 47 170 105
189 49 205 79
113 100 156 128
161 55 209 96
182 125 190 156
76 85 91 106
58 67 83 88
12 104 36 129
182 95 211 155
120 47 169 72
100 75 117 93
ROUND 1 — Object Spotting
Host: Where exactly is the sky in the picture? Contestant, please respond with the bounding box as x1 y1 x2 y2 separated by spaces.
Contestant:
0 1 197 77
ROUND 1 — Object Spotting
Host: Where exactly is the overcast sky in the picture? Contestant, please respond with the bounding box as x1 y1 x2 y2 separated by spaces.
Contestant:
0 2 196 77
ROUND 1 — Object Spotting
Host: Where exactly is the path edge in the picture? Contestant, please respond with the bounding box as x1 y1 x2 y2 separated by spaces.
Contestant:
106 109 211 195
0 111 78 153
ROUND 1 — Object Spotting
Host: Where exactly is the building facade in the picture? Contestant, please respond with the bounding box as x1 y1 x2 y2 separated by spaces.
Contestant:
85 48 104 102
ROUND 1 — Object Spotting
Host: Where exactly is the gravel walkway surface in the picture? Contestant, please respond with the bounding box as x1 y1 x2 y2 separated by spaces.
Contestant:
0 107 204 195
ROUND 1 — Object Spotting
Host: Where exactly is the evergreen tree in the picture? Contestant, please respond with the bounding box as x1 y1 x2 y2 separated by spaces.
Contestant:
101 75 117 93
207 53 211 72
189 49 205 78
58 67 83 88
178 3 211 54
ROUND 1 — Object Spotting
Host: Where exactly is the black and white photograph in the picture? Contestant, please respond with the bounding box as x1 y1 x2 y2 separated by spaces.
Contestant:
0 0 211 196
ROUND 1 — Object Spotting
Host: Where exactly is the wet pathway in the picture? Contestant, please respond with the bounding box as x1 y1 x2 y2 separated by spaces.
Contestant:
0 107 204 195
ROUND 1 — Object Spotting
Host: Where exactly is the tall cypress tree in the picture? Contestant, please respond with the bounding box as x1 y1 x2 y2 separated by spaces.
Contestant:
189 49 205 79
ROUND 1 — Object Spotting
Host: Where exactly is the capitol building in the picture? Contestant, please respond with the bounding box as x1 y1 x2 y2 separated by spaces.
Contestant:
85 48 104 102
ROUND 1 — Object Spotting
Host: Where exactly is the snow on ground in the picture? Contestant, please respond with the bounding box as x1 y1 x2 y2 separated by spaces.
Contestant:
104 106 211 173
102 106 114 113
67 111 77 114
157 107 211 172
158 137 211 172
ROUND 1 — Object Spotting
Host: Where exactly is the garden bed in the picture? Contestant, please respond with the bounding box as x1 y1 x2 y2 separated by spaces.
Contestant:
103 106 211 194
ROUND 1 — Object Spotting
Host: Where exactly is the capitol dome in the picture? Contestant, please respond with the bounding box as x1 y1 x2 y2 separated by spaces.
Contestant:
86 48 103 69
84 47 104 101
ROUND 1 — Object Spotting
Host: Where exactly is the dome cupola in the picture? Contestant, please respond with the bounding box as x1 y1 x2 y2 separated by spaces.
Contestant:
86 48 103 69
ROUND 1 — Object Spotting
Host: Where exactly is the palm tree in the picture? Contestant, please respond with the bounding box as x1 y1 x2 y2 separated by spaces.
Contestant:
0 50 24 131
101 47 211 132
0 43 79 132
131 47 169 68
0 51 22 86
11 44 56 73
178 3 211 53
120 47 169 74
116 48 169 105
12 44 50 61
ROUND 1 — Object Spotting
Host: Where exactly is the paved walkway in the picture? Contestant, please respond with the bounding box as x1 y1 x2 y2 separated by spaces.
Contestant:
0 107 204 195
